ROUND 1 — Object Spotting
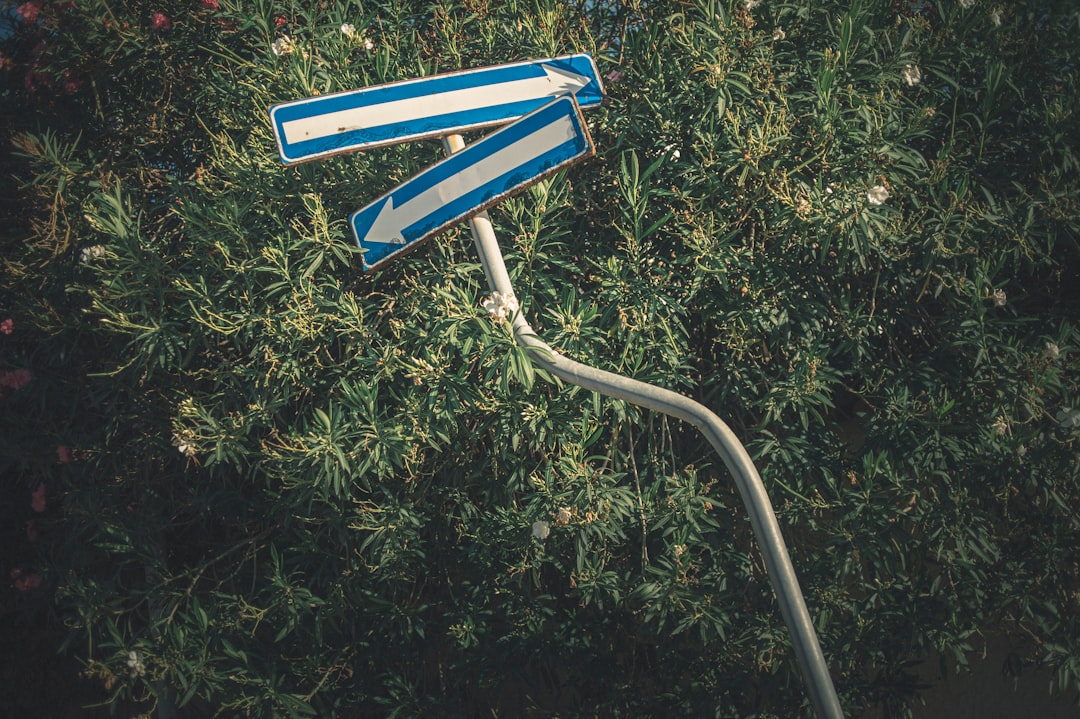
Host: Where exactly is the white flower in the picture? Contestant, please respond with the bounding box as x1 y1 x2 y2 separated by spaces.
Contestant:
482 291 518 323
172 431 196 458
772 27 786 41
959 0 975 8
340 23 356 38
1056 408 1080 428
1044 341 1060 361
271 35 294 56
902 64 921 87
663 143 680 160
127 650 146 678
867 185 890 206
364 37 375 51
992 416 1009 436
531 520 550 540
744 0 760 9
991 288 1007 307
989 7 1002 25
79 245 106 264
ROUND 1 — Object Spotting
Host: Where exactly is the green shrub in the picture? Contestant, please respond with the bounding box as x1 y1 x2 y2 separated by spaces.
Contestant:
2 0 1078 716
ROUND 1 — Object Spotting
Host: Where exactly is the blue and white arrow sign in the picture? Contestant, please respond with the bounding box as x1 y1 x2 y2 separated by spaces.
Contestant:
352 94 593 272
270 53 602 165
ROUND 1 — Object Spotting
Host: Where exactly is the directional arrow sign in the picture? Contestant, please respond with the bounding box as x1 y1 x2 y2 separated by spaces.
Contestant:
351 94 592 272
270 53 602 165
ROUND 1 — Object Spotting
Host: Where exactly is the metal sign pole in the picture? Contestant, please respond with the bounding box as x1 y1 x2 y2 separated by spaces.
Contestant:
443 133 845 719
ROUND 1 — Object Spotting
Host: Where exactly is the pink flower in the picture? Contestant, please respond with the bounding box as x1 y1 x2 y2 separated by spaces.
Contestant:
31 482 46 512
275 14 287 27
0 368 32 390
56 445 73 463
17 1 43 23
23 69 50 94
12 569 43 592
151 12 172 31
0 318 12 334
200 0 219 8
61 71 82 94
605 69 623 83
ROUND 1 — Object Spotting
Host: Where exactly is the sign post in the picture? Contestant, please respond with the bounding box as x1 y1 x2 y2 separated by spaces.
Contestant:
444 131 845 719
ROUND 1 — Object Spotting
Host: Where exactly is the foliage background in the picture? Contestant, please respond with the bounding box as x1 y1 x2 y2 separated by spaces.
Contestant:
1 0 1078 716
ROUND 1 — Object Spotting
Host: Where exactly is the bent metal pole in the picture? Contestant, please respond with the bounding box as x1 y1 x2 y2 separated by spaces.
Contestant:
443 134 845 719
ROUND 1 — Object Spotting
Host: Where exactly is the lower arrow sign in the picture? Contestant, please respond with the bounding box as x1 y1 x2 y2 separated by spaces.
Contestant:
351 94 593 272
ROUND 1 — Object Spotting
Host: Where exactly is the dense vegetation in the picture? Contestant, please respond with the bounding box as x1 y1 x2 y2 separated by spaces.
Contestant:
2 0 1078 716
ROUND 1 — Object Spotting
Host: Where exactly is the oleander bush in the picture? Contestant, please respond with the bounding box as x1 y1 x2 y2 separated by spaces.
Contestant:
2 0 1078 716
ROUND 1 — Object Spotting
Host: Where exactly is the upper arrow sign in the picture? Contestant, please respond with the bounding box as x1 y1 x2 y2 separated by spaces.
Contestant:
269 53 602 165
352 94 593 272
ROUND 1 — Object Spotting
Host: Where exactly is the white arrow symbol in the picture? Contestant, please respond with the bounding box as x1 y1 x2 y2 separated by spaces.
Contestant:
282 64 589 147
360 108 576 247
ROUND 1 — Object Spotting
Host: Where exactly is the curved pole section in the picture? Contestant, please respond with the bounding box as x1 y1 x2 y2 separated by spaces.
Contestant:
443 135 843 719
